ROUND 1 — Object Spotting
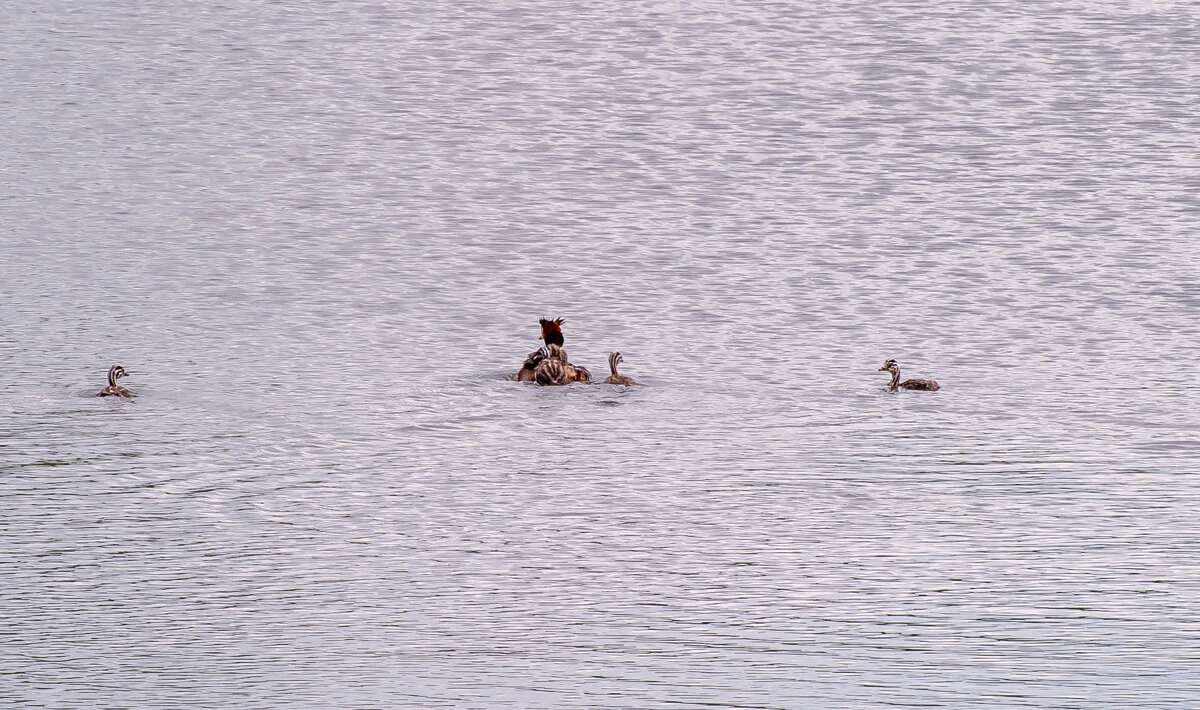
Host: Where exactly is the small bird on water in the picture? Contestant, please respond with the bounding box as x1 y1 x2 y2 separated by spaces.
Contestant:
878 359 939 391
533 344 572 386
97 364 133 398
602 351 636 386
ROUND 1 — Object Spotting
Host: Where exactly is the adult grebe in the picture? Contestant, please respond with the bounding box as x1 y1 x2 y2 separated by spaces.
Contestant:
879 359 939 391
97 364 133 398
517 317 565 382
602 351 636 386
517 317 591 382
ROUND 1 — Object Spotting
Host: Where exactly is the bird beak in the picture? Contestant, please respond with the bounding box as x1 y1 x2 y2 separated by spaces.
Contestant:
878 366 887 371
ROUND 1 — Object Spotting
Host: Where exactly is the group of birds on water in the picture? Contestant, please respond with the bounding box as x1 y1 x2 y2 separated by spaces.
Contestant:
514 317 636 387
93 317 939 398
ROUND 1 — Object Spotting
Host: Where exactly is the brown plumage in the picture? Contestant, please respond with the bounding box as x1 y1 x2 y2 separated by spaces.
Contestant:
567 363 592 383
97 364 133 398
516 348 542 382
534 344 571 386
602 351 636 386
879 359 939 391
539 317 565 347
517 317 565 381
517 317 589 383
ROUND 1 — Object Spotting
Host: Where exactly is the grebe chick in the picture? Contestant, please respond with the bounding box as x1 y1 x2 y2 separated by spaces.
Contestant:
517 317 565 382
879 359 939 391
567 362 592 383
602 351 636 386
517 347 545 382
97 364 133 398
533 344 571 386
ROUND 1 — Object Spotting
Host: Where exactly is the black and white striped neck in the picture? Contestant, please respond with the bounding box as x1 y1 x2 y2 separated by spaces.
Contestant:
608 351 623 377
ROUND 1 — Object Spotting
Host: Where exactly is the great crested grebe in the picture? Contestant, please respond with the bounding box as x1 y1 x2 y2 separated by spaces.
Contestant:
533 344 571 386
517 317 565 382
517 317 591 383
879 359 939 391
602 351 636 386
97 364 133 398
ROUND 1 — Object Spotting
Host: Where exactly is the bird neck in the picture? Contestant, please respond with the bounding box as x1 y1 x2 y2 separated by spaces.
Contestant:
108 370 118 387
888 368 900 388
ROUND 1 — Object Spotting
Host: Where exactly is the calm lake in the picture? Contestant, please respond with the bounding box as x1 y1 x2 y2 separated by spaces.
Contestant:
3 1 1199 707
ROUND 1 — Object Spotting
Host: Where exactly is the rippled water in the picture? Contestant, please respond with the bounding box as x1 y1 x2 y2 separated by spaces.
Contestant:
3 1 1200 707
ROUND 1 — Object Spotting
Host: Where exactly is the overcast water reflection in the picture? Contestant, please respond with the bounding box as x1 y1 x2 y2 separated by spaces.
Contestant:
3 1 1200 708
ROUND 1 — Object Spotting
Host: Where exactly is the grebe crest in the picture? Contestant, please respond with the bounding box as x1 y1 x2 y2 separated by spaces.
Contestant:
517 317 566 381
539 317 565 347
602 351 636 386
97 364 133 398
518 317 589 383
879 359 939 391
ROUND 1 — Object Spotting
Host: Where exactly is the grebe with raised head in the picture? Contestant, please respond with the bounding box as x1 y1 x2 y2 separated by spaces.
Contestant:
879 359 939 391
602 351 636 386
97 364 133 398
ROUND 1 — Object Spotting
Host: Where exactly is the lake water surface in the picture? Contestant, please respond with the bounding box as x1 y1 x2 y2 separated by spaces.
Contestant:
3 1 1200 707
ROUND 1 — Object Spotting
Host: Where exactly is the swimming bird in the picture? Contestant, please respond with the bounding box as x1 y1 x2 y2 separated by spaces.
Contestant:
517 347 546 382
97 364 133 398
879 359 939 391
534 344 571 386
517 317 590 383
517 317 566 382
602 351 636 386
567 362 592 383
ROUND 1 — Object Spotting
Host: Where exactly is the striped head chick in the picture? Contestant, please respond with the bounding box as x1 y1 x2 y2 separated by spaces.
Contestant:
879 359 939 391
602 351 637 386
97 364 133 398
517 346 547 381
533 343 571 386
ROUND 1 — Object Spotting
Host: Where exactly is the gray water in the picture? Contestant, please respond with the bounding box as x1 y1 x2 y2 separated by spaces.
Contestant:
3 1 1200 707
